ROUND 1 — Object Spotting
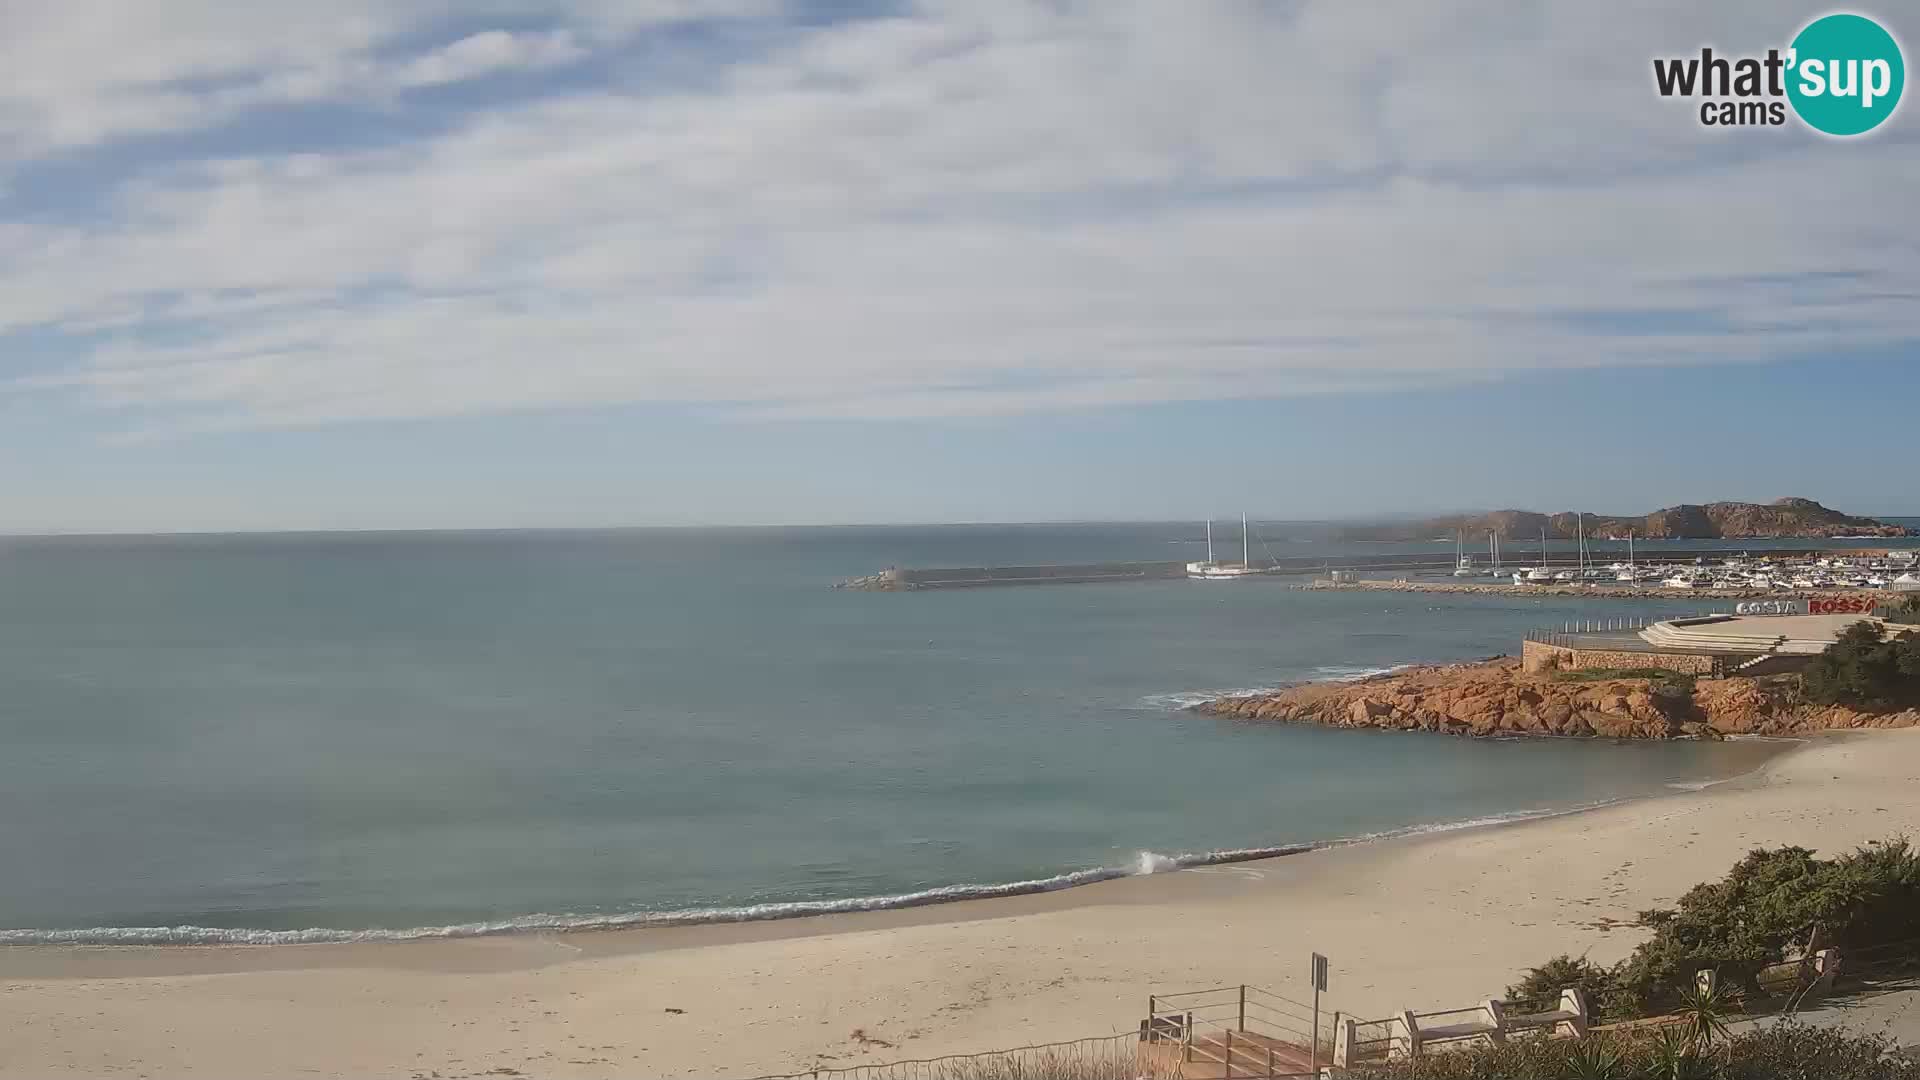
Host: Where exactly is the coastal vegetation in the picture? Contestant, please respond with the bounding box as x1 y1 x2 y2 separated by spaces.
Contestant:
1803 622 1920 711
1508 839 1920 1022
1348 1024 1920 1080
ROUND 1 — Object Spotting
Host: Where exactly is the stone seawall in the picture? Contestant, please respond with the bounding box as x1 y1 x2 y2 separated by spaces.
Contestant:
1520 639 1722 676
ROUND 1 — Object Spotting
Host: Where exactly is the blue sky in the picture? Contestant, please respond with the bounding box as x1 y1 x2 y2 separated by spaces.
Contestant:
1 2 1915 532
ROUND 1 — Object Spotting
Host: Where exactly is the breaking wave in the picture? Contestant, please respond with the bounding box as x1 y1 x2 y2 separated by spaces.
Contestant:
0 848 1307 947
1310 664 1408 682
0 802 1614 948
1136 663 1409 710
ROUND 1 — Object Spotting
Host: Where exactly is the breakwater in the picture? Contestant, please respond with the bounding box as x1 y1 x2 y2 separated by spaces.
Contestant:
838 561 1188 590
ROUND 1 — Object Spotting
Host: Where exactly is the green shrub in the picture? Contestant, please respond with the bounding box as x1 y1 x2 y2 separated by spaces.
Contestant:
1506 955 1637 1024
1349 1023 1920 1080
1718 1022 1920 1080
1620 839 1920 1012
1802 622 1920 710
1510 839 1920 1021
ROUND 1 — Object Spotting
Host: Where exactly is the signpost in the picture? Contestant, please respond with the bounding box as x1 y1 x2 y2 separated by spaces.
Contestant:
1810 596 1879 615
1310 952 1329 1074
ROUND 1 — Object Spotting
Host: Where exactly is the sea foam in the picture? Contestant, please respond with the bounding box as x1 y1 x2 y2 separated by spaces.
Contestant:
0 807 1617 948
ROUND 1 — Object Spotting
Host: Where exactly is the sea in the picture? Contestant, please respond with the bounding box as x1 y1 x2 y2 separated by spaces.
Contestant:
2 520 1915 945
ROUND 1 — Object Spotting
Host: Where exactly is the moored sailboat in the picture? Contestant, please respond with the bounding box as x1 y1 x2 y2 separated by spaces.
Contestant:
1187 515 1262 580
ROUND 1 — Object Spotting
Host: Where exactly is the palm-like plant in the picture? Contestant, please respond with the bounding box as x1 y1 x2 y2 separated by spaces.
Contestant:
1643 1025 1721 1080
1560 1040 1628 1080
1673 982 1736 1047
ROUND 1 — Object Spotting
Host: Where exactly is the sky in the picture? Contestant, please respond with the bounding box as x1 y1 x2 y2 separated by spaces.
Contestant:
1 1 1915 533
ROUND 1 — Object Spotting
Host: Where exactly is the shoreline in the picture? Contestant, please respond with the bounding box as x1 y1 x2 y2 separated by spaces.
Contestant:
0 736 1792 960
7 728 1918 1078
0 734 1799 973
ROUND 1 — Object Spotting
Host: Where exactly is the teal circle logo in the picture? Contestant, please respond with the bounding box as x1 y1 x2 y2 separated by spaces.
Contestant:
1787 13 1904 135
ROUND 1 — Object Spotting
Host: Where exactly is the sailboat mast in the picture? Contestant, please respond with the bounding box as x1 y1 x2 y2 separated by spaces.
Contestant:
1577 514 1585 571
1241 513 1249 568
1206 519 1214 564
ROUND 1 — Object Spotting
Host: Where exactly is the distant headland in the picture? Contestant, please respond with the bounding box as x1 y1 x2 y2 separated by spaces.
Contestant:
1337 497 1912 542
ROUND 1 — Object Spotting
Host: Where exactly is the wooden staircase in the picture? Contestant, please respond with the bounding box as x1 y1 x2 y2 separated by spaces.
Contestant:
1141 985 1325 1078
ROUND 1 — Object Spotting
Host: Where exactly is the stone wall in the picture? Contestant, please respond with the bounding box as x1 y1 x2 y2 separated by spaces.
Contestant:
1521 639 1721 676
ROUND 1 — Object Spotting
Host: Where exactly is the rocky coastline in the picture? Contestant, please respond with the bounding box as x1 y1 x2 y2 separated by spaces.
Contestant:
1193 658 1920 740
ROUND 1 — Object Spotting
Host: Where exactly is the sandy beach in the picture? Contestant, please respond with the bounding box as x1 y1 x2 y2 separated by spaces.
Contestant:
4 729 1919 1079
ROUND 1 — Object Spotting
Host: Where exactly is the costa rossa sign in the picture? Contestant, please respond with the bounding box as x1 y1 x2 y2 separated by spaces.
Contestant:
1736 600 1801 615
1809 596 1880 615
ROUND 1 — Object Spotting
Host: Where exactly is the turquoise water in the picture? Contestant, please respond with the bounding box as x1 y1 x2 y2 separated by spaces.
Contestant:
1 523 1910 944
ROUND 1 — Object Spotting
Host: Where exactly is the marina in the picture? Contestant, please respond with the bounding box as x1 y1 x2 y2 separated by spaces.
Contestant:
841 544 1920 592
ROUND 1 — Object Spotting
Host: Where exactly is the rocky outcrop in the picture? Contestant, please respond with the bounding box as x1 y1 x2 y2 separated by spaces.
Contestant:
1337 498 1910 542
1195 659 1920 739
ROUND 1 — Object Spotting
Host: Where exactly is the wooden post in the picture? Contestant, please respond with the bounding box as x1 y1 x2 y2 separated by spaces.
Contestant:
1239 984 1247 1032
1397 1010 1422 1060
1224 1029 1233 1079
1266 1045 1275 1078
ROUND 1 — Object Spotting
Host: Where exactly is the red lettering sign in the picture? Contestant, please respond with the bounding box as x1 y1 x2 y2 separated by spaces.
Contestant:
1809 596 1878 615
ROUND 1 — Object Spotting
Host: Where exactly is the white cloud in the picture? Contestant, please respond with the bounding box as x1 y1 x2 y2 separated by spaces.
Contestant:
0 0 749 156
395 30 586 88
1 0 1916 435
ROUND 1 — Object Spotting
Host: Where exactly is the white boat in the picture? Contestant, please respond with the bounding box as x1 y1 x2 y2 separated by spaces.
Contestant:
1188 515 1261 580
1893 573 1920 593
1663 573 1698 589
1452 532 1476 576
1523 527 1555 582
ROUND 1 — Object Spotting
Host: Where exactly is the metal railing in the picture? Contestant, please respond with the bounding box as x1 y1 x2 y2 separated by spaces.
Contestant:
745 1031 1174 1080
1525 616 1659 648
1340 1016 1408 1065
1143 984 1327 1078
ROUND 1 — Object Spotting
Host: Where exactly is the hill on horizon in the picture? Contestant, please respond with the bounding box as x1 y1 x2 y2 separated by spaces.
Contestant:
1335 497 1913 542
